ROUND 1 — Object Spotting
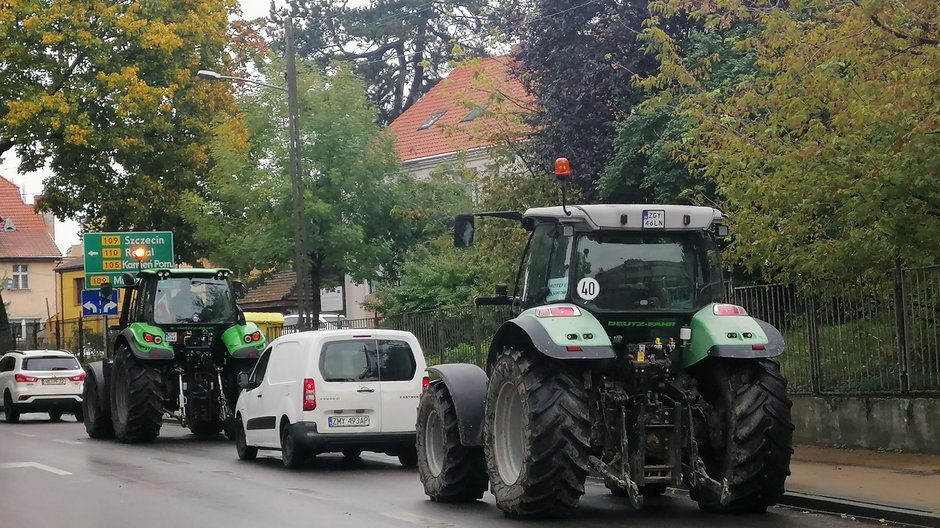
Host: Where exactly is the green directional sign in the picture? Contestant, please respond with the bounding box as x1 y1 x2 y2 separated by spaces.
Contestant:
83 231 175 289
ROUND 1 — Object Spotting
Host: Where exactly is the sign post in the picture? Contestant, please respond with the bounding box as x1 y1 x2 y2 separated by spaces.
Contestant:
83 232 174 289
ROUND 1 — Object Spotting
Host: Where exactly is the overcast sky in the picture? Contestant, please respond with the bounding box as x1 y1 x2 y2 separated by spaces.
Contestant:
0 0 280 254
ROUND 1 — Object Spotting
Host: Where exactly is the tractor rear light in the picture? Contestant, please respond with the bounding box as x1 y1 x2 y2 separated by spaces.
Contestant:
251 332 261 341
153 336 163 344
303 378 317 411
243 335 252 343
69 372 86 382
535 305 581 318
422 376 430 391
752 345 766 350
14 373 38 383
143 333 155 343
713 304 748 316
566 346 582 351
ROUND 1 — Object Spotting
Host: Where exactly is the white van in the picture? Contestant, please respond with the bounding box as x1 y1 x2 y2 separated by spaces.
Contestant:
233 329 428 469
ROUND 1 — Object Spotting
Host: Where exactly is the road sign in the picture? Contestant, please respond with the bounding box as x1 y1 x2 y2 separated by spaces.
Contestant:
81 289 120 316
83 231 174 289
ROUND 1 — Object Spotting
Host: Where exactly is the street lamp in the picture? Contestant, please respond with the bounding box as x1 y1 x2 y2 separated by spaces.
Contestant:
196 16 314 330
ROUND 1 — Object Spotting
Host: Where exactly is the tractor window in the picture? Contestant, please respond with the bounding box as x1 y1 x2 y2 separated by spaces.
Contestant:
573 231 723 312
153 278 237 324
519 223 572 309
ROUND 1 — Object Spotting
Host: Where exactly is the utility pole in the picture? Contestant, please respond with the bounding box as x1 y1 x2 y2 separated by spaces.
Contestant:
285 13 314 330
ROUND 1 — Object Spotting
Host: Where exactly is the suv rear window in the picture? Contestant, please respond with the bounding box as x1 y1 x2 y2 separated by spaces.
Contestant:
320 339 417 382
23 356 79 371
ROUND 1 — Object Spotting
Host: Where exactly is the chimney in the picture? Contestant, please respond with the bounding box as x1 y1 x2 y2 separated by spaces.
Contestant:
34 194 55 238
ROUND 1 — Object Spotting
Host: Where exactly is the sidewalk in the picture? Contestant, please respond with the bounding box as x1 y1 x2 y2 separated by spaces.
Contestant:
784 445 940 523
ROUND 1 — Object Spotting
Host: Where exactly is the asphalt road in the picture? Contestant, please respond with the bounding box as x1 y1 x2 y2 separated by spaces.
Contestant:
0 413 892 528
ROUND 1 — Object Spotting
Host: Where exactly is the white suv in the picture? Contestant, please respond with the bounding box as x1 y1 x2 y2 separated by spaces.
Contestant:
233 329 428 469
0 350 85 423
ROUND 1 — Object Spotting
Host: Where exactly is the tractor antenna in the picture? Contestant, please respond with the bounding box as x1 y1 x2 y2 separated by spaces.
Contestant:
554 158 572 216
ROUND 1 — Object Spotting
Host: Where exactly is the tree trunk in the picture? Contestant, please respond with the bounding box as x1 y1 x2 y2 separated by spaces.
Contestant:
0 290 16 352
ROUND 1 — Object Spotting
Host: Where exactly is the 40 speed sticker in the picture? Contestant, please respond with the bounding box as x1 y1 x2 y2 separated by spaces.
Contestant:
577 277 600 300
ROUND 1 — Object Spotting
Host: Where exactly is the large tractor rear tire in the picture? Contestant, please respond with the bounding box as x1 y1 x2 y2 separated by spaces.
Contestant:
416 382 488 502
690 358 794 513
110 344 165 443
484 348 590 518
82 364 114 438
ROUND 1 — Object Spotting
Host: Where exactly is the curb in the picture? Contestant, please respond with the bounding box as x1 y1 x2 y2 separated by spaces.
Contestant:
778 491 940 528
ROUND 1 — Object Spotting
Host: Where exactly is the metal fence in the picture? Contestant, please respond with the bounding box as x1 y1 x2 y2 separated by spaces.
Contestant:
6 318 110 363
729 265 940 395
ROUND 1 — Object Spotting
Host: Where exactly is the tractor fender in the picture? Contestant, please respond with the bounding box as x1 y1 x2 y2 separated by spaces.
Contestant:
488 315 616 366
707 319 785 359
117 327 174 360
427 364 488 446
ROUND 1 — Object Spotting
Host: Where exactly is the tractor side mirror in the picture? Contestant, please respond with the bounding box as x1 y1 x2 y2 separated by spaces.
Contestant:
495 284 508 296
99 283 114 302
236 371 251 389
714 224 729 238
454 214 475 248
232 281 247 300
121 272 135 286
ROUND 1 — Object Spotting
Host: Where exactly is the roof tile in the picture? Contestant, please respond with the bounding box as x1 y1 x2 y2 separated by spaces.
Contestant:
0 176 61 259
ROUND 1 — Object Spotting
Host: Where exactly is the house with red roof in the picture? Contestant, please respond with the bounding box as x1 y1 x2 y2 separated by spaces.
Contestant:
0 176 62 339
389 55 533 180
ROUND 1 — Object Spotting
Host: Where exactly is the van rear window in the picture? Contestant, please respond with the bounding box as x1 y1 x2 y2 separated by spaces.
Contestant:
320 339 417 382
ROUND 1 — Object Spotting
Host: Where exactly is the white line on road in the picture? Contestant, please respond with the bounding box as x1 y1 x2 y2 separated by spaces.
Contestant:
12 432 38 438
287 488 338 501
53 439 84 445
381 512 460 528
0 462 72 475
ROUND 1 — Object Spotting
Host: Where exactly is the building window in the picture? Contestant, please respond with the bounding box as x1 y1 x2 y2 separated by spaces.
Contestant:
75 277 85 305
12 265 28 290
460 105 487 122
418 111 446 131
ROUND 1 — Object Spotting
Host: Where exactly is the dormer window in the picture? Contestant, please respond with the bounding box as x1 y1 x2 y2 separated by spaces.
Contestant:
418 111 446 131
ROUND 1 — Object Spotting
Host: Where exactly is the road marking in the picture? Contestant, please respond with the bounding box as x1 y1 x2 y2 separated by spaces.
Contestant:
0 462 72 475
212 470 248 480
381 512 459 528
153 456 187 465
287 488 337 501
13 432 38 438
53 439 84 445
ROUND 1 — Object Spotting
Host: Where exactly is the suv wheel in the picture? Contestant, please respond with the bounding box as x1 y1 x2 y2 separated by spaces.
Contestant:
3 392 19 423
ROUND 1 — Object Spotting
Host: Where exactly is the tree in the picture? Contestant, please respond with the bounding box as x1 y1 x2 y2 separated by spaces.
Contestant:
0 290 14 353
497 0 691 195
638 0 940 281
182 62 401 320
0 0 244 262
282 0 496 123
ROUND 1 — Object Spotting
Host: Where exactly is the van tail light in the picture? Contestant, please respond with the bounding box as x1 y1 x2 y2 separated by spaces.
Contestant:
69 372 87 382
713 304 748 316
14 373 38 383
303 378 317 411
422 376 430 391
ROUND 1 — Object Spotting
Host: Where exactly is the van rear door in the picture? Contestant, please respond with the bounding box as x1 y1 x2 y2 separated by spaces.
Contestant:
377 338 422 432
314 338 381 434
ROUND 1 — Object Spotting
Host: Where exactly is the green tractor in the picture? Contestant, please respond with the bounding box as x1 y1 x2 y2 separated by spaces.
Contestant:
415 189 793 517
81 268 266 443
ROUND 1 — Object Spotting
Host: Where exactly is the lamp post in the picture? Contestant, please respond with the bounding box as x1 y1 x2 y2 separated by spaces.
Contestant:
196 16 313 330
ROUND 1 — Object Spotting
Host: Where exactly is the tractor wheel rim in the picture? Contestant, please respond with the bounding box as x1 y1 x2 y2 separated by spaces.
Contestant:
494 380 525 484
425 410 445 477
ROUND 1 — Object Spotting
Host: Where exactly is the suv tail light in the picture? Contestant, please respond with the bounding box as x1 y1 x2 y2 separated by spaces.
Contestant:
713 304 748 316
69 372 87 382
303 378 316 411
422 376 430 391
14 373 38 383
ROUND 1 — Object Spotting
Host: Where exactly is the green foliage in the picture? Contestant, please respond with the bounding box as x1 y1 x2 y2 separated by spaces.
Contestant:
182 61 400 295
0 0 248 262
0 290 13 354
638 0 940 282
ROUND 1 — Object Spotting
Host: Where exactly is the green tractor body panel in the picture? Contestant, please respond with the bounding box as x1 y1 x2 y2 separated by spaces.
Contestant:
121 323 173 360
221 322 266 358
518 306 612 348
682 303 782 367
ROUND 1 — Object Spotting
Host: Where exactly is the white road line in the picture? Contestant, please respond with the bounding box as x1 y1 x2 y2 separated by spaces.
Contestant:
0 462 72 476
381 512 459 528
12 432 38 438
287 488 337 501
53 439 84 445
